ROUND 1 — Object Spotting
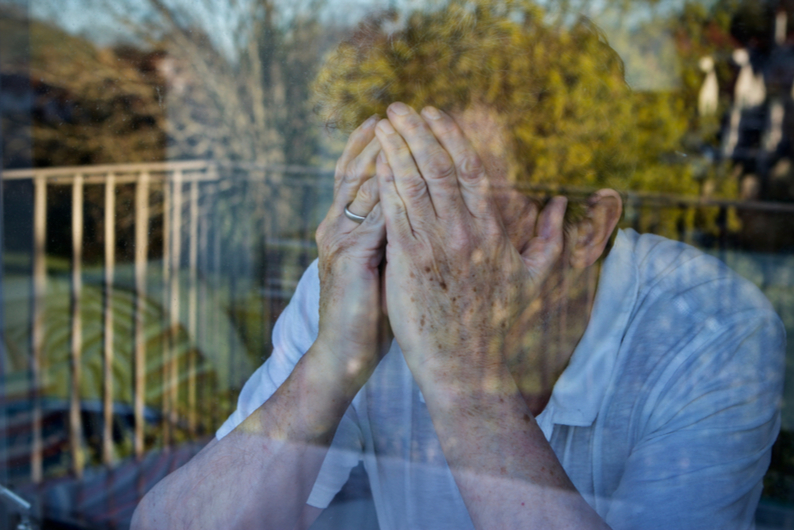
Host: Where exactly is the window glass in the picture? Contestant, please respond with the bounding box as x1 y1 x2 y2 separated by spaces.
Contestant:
0 0 792 528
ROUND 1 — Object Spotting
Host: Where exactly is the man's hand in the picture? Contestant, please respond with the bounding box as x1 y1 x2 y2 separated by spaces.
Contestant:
373 102 607 529
316 114 390 381
373 102 567 387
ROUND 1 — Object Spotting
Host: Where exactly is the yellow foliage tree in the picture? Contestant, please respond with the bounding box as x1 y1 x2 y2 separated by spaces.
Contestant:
313 0 692 234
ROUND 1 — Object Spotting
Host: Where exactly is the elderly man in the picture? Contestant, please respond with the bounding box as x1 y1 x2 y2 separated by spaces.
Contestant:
132 2 784 529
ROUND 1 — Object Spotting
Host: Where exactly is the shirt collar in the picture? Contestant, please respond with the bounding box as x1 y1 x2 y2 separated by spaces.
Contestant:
538 229 640 432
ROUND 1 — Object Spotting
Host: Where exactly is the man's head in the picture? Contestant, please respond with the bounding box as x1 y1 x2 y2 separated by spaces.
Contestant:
313 0 628 268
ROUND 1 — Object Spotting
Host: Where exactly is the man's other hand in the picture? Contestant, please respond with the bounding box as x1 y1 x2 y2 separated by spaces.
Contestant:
315 115 390 379
373 102 567 389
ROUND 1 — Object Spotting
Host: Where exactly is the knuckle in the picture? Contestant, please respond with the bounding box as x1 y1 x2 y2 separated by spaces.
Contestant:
348 161 364 183
342 166 360 185
361 206 383 227
401 175 428 200
459 153 485 180
351 152 376 181
391 140 412 158
404 115 426 135
318 235 341 260
436 116 458 135
356 182 375 204
449 225 473 254
334 159 346 179
381 130 400 146
364 176 379 196
425 151 456 180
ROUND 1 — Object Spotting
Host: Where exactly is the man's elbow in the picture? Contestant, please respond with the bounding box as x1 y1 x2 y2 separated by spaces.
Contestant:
130 502 146 529
131 482 174 529
130 492 156 529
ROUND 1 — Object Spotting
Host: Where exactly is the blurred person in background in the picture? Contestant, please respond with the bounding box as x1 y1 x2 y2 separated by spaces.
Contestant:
132 1 785 528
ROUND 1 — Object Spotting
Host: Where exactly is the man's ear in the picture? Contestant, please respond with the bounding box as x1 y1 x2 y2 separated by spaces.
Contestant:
568 189 622 269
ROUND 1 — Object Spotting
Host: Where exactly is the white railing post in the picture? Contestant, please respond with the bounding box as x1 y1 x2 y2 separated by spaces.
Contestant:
188 179 198 435
209 176 222 430
31 175 47 484
169 170 183 439
198 180 210 433
134 171 150 459
70 174 85 479
161 175 171 448
102 173 116 467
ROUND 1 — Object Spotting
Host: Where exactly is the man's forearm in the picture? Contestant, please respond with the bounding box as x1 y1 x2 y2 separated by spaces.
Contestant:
416 363 609 530
131 341 365 529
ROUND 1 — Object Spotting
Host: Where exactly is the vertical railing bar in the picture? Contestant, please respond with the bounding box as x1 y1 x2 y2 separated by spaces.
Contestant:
161 174 171 448
134 171 150 459
169 170 183 437
210 177 222 430
187 179 198 435
267 170 283 374
31 175 47 484
258 170 269 358
70 174 85 479
198 182 210 435
228 175 238 394
102 173 116 466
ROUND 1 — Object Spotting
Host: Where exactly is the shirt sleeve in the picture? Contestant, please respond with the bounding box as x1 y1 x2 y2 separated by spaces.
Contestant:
605 310 786 530
215 259 364 509
306 405 365 508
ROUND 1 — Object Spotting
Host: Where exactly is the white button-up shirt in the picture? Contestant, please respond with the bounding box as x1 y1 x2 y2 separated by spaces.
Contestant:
218 229 785 529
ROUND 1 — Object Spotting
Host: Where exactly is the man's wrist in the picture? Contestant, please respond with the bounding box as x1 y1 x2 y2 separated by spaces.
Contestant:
246 341 370 444
411 350 517 414
309 336 379 393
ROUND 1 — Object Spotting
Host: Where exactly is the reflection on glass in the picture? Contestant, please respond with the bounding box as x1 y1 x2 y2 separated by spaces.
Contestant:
0 0 792 529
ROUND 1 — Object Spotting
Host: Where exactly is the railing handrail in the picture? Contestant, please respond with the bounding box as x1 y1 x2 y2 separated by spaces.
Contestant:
4 160 791 213
2 160 211 179
1 160 336 180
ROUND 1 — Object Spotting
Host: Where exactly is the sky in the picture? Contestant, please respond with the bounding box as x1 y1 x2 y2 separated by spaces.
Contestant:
14 0 721 90
25 0 407 48
23 0 714 45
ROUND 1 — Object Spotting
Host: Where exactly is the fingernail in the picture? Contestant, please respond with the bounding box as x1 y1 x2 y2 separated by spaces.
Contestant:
362 114 378 129
377 119 395 134
388 102 410 115
422 106 441 120
542 197 567 238
552 196 568 220
541 217 554 239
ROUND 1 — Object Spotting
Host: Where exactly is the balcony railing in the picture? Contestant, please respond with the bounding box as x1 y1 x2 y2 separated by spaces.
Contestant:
1 160 791 527
2 161 334 487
